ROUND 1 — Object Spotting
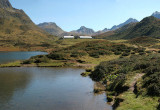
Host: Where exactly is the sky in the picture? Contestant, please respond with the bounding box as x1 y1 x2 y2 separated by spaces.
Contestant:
10 0 160 32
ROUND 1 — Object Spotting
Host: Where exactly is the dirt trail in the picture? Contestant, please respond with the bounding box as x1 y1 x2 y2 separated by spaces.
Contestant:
129 73 144 92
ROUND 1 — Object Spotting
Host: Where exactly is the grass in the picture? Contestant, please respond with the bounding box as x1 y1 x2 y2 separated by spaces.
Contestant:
54 39 102 48
80 55 120 65
0 61 21 67
117 92 159 110
37 61 65 67
116 73 159 110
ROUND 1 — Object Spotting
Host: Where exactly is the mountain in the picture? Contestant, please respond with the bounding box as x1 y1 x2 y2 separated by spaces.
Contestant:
0 0 12 8
122 16 160 39
94 16 160 39
93 18 138 36
102 28 110 32
152 11 160 19
110 18 138 30
71 26 95 35
0 0 55 49
38 22 65 37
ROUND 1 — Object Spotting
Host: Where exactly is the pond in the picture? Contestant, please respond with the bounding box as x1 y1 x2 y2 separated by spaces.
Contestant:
0 51 48 64
0 67 112 110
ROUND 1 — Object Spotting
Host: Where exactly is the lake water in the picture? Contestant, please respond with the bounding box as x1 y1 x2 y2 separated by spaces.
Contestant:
0 67 112 110
0 51 48 64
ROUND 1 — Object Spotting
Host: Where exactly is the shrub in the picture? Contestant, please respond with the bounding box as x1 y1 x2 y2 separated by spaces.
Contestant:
109 74 126 92
114 51 122 55
122 52 130 56
143 72 160 96
48 53 69 60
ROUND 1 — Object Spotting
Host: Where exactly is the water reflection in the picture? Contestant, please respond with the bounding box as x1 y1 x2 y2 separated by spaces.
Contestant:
0 67 112 110
0 68 31 108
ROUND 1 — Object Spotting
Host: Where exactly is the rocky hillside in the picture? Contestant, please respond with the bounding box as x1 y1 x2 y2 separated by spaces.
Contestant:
0 0 12 8
38 22 64 37
0 0 55 49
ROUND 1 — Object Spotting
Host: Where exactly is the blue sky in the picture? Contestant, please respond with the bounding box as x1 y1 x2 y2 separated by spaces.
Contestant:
10 0 160 31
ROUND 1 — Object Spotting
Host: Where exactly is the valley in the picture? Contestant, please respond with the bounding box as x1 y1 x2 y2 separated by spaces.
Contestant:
0 0 160 110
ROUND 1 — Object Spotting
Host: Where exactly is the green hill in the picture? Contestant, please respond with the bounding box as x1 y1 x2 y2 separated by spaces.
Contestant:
94 16 160 40
0 0 55 50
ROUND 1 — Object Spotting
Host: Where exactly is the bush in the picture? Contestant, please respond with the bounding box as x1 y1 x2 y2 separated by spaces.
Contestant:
109 74 126 92
89 52 100 58
48 53 69 60
70 51 87 58
114 51 122 55
143 72 160 96
22 60 33 64
122 52 130 56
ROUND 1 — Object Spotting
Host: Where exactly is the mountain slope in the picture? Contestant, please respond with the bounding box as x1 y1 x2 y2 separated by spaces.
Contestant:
0 0 12 8
94 16 160 39
93 22 137 39
123 16 160 39
38 22 64 37
110 18 138 30
0 0 55 49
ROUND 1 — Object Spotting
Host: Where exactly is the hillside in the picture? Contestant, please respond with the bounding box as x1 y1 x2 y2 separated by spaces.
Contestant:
110 18 138 30
94 16 160 39
90 54 160 110
0 0 12 8
38 22 64 37
0 0 55 50
93 22 137 39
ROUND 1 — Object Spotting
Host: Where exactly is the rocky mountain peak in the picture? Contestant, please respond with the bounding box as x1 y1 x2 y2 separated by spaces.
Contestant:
0 0 12 9
152 11 160 19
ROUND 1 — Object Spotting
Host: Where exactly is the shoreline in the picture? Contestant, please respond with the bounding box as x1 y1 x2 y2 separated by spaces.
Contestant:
0 61 95 69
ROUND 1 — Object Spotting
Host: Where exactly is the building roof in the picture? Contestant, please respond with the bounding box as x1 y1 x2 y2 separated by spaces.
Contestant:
79 36 92 38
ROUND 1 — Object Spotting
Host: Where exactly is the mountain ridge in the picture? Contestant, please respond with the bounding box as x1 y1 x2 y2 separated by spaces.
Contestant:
94 16 160 39
38 22 65 37
0 0 55 49
0 0 12 9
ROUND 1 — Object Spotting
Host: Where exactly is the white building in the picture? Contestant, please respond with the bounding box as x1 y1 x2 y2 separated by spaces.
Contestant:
63 36 74 39
79 36 92 39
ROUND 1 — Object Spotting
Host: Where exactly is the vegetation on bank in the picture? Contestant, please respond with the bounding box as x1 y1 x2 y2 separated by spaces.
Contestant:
90 54 160 110
18 40 139 67
0 38 160 110
0 61 21 67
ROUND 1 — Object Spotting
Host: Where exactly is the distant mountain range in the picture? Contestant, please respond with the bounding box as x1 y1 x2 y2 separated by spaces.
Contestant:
110 18 138 30
0 0 55 48
94 16 160 39
1 0 160 43
71 26 95 35
38 18 139 37
38 11 160 37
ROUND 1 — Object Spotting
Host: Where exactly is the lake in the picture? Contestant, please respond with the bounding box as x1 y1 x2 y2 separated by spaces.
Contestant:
0 51 48 64
0 67 112 110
